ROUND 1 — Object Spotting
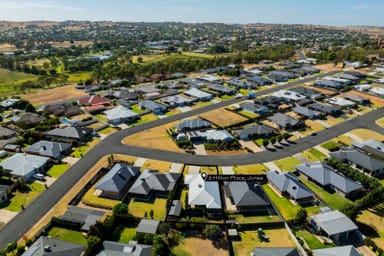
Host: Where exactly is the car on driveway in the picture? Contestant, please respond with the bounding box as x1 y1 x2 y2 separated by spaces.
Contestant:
33 173 46 181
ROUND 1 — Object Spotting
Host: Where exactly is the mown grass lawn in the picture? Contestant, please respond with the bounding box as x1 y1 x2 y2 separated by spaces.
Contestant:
48 227 87 246
67 72 92 83
4 182 45 212
321 141 340 151
262 185 320 221
71 138 101 158
131 104 146 114
128 198 167 220
82 185 119 209
119 227 137 243
238 110 259 119
295 229 334 250
46 163 70 178
200 166 218 175
274 157 302 171
299 178 351 210
234 164 269 174
0 68 38 96
302 148 327 162
142 159 171 172
132 113 158 125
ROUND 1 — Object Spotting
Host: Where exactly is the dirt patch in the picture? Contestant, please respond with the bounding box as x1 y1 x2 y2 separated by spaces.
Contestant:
307 86 337 96
174 237 228 256
350 129 384 141
200 108 248 128
21 84 88 105
123 121 181 152
206 149 247 156
314 63 343 72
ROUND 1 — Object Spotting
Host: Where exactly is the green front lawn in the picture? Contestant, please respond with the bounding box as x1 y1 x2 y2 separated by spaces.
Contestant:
274 157 302 171
131 104 146 114
46 164 70 178
234 164 269 174
82 184 119 209
71 138 101 158
299 178 351 210
95 114 108 122
132 113 158 125
238 110 259 119
228 212 281 224
128 198 167 220
119 227 137 243
4 182 45 212
67 72 92 83
48 227 87 246
321 141 340 151
302 148 327 162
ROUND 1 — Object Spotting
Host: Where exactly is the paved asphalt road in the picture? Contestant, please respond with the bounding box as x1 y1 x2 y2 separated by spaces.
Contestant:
0 70 378 249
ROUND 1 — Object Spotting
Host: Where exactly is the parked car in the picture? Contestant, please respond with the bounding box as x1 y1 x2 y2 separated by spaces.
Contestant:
33 173 46 181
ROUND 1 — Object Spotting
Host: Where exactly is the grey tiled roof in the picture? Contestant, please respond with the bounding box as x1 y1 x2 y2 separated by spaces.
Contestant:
330 148 384 173
296 162 363 194
253 247 300 256
128 170 179 196
0 153 49 178
310 210 358 236
174 118 211 131
95 164 140 193
44 126 92 140
25 140 71 159
225 181 270 207
97 241 152 256
313 245 360 256
22 236 84 256
136 219 160 235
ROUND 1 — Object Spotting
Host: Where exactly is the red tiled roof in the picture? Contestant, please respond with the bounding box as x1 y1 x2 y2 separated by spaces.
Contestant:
78 95 110 106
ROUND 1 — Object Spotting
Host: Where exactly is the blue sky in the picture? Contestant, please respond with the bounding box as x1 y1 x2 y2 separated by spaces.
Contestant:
0 0 383 26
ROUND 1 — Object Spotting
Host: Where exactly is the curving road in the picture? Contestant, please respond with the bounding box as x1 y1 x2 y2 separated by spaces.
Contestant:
1 70 382 249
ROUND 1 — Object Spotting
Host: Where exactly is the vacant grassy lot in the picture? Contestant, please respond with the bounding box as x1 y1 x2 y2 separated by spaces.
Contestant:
262 185 320 220
119 227 137 243
67 72 92 83
200 108 248 127
124 121 181 152
128 198 167 220
21 84 88 105
48 227 87 246
335 135 353 146
46 163 70 178
0 68 37 96
233 229 296 256
299 178 350 210
350 129 384 141
274 157 302 171
357 204 384 248
4 182 45 212
325 116 344 126
376 117 384 128
302 148 327 162
142 159 172 172
173 237 228 256
234 164 269 174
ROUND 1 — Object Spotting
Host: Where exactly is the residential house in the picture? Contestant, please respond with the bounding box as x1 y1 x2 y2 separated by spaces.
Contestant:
12 112 46 129
370 87 384 97
343 94 370 105
313 79 345 91
78 95 110 107
272 90 306 102
344 71 366 79
255 96 282 111
234 124 275 140
253 247 300 256
0 153 50 181
268 71 296 83
160 94 196 108
325 97 356 108
289 87 323 99
240 102 270 115
334 73 360 83
60 206 105 232
0 98 20 109
227 79 256 89
247 76 272 86
104 106 138 125
354 84 371 92
224 181 270 211
43 103 83 117
313 245 360 256
22 236 84 256
0 185 11 205
95 164 140 199
323 76 351 86
97 241 152 256
308 102 342 116
207 84 237 95
296 162 363 198
179 78 206 88
292 105 324 120
0 126 17 139
25 140 72 159
128 170 180 200
174 118 211 132
330 140 384 177
168 200 182 220
184 174 222 210
184 88 213 101
197 75 221 84
105 89 139 101
309 209 360 245
44 126 93 143
135 84 161 99
242 68 263 76
138 100 167 115
300 66 321 74
267 113 303 130
137 219 160 235
266 171 314 204
205 129 234 143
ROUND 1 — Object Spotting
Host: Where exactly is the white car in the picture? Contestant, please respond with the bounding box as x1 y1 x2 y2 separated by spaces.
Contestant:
33 173 45 181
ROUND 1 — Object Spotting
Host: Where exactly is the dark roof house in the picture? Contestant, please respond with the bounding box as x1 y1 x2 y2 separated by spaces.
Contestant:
13 112 46 129
138 100 167 114
44 103 83 117
253 247 299 256
313 245 360 256
174 118 211 132
97 240 152 256
95 164 140 199
267 113 303 129
234 124 275 140
25 140 72 159
22 236 84 256
44 126 93 143
224 181 270 210
60 206 105 232
292 105 323 119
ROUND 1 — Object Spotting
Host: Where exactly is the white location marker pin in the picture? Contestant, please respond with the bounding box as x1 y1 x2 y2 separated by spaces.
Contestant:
200 171 208 181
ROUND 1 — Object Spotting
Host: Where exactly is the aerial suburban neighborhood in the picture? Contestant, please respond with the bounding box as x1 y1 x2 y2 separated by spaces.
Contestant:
0 2 383 256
